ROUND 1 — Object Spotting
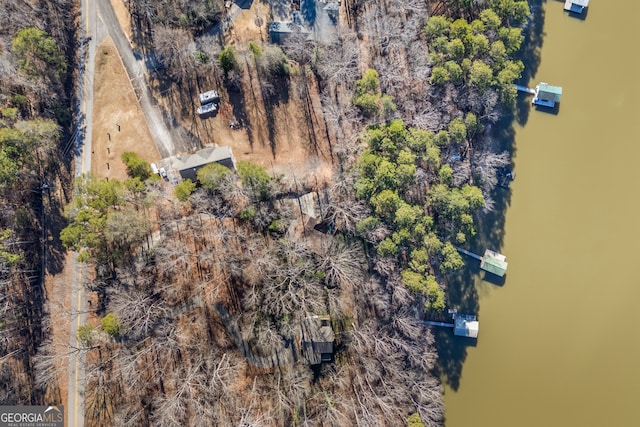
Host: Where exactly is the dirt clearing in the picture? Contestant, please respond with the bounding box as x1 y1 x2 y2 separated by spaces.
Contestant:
91 37 160 180
142 0 334 189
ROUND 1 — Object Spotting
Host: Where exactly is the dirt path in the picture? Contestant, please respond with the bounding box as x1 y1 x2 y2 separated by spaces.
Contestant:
43 260 72 424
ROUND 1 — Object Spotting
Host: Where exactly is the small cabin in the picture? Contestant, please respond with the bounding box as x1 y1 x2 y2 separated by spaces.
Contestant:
300 315 334 365
564 0 589 14
533 83 563 107
198 90 220 106
454 316 479 339
480 249 508 277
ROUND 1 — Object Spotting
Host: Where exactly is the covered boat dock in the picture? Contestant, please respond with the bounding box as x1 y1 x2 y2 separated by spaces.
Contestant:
564 0 589 14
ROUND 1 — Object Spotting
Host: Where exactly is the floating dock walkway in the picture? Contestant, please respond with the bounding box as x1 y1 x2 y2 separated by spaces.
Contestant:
515 85 536 95
424 320 454 328
455 246 482 261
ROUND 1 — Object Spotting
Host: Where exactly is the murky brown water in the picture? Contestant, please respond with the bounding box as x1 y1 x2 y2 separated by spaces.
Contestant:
444 2 640 426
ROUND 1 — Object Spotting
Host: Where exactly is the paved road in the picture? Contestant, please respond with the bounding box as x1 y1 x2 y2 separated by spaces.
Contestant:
67 256 87 427
67 0 96 425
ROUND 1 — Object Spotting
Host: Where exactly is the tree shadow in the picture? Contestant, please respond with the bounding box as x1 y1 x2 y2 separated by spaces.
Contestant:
432 261 480 391
483 271 506 287
534 102 560 115
515 0 547 127
128 7 154 58
227 82 254 147
144 72 206 154
268 0 292 21
260 74 291 157
300 0 317 26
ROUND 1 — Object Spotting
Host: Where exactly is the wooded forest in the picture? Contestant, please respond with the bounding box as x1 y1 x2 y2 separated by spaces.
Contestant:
0 0 533 426
0 0 76 410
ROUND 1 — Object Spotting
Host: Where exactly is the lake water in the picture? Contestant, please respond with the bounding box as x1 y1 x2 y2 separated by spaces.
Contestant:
443 2 640 426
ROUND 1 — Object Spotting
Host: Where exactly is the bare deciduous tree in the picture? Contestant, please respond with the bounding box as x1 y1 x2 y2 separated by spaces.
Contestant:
153 27 193 82
319 240 365 291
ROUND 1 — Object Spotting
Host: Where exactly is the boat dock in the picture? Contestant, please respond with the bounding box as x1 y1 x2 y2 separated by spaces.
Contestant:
564 0 589 14
455 247 509 277
514 83 563 108
424 310 479 338
480 249 508 277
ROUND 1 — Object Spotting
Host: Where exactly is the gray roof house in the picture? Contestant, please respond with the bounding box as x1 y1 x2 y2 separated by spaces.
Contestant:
269 13 311 44
160 146 236 182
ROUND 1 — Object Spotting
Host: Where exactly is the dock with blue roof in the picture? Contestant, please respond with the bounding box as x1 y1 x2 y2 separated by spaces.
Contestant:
533 83 563 108
564 0 589 14
515 82 563 108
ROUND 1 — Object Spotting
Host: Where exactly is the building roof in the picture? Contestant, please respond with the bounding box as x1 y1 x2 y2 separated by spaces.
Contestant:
269 21 295 34
199 90 219 105
454 317 479 338
324 2 340 12
197 103 217 115
268 20 311 34
301 316 334 364
572 0 589 7
538 83 563 96
480 249 508 277
170 146 234 172
298 192 320 219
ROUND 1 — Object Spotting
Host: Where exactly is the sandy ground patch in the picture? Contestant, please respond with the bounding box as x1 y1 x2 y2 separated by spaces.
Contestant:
91 37 161 179
228 0 272 45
